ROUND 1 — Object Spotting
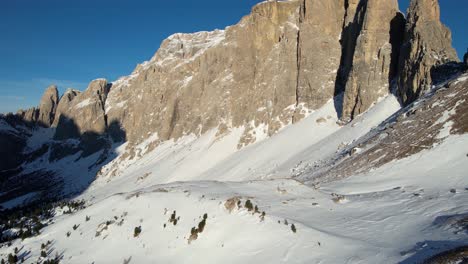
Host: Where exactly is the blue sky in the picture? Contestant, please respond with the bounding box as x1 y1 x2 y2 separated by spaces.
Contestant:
0 0 466 113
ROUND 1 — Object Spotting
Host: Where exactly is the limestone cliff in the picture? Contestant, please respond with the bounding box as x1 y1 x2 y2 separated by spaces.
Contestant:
54 79 110 140
398 0 459 105
341 0 404 121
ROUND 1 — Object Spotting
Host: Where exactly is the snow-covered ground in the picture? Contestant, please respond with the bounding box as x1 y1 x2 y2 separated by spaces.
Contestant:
1 133 466 263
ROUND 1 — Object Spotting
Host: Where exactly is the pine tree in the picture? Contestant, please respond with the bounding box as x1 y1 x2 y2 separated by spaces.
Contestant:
245 200 253 211
134 226 142 237
291 224 297 233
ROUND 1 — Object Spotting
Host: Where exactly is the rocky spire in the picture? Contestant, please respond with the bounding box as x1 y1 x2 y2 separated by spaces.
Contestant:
37 85 59 127
52 88 81 127
341 0 404 121
398 0 459 105
54 79 110 140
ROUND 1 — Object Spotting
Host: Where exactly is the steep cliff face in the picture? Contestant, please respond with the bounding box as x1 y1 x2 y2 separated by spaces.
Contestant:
341 0 404 121
106 0 305 149
54 79 110 140
295 0 345 120
52 88 81 127
37 85 59 127
398 0 459 105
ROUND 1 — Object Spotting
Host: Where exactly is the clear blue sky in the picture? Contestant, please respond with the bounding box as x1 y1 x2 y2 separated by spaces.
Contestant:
0 0 466 113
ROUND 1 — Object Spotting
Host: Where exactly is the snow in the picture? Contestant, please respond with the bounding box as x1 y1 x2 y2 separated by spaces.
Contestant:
2 78 467 263
0 118 18 134
2 134 466 263
75 98 92 109
25 127 55 152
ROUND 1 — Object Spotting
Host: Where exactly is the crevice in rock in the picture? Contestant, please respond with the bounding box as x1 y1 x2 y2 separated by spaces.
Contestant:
333 0 368 119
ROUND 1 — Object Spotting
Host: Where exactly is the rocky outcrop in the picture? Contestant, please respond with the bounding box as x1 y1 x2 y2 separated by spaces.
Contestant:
16 86 59 127
16 107 39 125
464 49 468 67
105 0 458 148
398 0 459 105
52 89 81 127
341 0 404 121
54 79 110 140
105 0 352 148
294 0 345 120
106 0 305 147
37 85 59 127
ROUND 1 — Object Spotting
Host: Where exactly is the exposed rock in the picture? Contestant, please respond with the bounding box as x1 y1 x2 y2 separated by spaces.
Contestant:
16 107 39 125
398 0 459 105
106 0 304 147
464 49 468 66
52 88 81 127
37 85 59 127
341 0 404 121
54 79 110 140
294 0 345 121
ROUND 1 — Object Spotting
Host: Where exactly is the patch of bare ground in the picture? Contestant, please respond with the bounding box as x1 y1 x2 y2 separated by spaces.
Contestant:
309 73 468 184
423 246 468 264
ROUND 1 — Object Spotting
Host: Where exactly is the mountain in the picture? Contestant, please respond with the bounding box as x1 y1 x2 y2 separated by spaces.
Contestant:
0 0 467 263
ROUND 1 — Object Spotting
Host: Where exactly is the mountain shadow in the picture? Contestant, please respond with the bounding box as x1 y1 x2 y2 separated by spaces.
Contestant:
0 114 126 209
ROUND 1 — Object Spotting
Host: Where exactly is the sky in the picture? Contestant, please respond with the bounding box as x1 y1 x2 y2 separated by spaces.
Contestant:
0 0 466 113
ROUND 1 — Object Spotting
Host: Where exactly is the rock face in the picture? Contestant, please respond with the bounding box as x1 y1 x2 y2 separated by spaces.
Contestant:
464 49 468 66
104 0 355 148
341 0 404 121
106 0 305 148
52 89 81 127
54 79 110 140
295 0 345 120
37 85 59 127
16 107 39 125
398 0 459 105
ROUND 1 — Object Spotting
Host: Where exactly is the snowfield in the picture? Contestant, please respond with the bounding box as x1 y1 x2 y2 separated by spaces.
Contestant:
1 135 467 263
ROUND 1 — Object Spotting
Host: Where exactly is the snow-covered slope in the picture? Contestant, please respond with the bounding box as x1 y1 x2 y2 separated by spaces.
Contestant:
1 133 466 263
1 74 467 264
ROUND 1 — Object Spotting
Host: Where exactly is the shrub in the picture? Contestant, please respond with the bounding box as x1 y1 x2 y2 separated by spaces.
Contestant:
134 226 142 237
245 200 253 211
7 254 17 264
198 219 206 233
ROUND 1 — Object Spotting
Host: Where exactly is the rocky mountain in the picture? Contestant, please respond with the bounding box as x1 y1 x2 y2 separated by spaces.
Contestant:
6 0 459 152
1 0 467 263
